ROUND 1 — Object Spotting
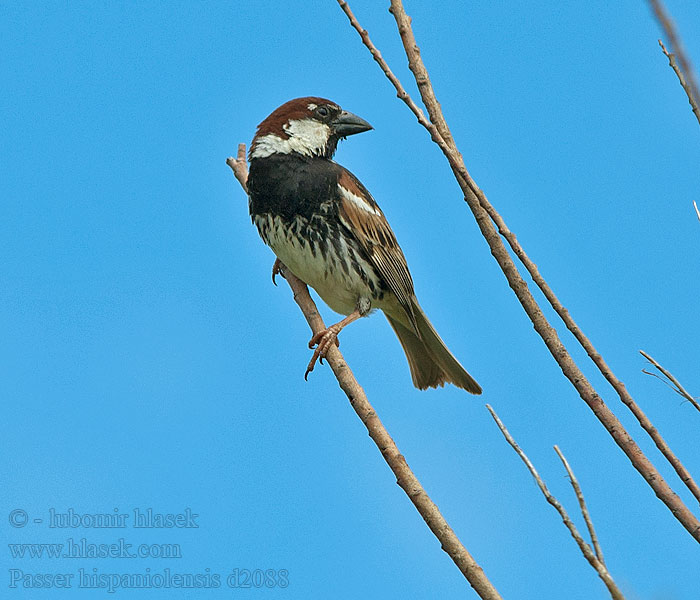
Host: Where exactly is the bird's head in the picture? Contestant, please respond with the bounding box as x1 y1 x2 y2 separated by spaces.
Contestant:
249 97 372 160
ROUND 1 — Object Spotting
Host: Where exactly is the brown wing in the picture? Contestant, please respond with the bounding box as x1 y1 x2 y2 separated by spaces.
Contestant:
336 168 419 333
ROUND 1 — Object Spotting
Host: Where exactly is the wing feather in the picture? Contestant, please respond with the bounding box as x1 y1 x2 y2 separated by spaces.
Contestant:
335 168 419 333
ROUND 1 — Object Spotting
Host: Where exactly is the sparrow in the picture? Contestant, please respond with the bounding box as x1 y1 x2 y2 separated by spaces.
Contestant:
246 97 481 394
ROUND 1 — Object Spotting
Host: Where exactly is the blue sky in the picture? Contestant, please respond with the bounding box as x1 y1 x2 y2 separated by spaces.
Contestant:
1 1 699 598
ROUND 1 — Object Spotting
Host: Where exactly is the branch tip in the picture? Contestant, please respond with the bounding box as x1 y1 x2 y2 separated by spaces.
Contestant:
641 350 700 414
650 0 700 125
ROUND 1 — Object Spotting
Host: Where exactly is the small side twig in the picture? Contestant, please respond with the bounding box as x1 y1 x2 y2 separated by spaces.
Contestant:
226 143 249 191
648 0 700 126
487 406 625 600
554 446 605 565
658 40 700 125
227 147 502 600
641 350 700 414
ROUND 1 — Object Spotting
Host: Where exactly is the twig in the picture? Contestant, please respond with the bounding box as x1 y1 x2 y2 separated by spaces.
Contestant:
487 406 626 600
641 350 700 414
658 40 700 125
694 200 700 222
648 1 700 126
642 368 683 394
554 446 605 565
226 148 502 600
226 143 249 190
337 0 700 540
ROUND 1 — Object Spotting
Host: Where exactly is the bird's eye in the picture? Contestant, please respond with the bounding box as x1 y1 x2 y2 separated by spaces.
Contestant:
317 106 329 117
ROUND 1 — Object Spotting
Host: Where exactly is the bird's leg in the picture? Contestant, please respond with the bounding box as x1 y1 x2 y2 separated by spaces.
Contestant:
304 298 370 380
271 258 286 286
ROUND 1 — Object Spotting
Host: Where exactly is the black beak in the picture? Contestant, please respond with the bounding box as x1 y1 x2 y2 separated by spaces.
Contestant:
332 110 373 137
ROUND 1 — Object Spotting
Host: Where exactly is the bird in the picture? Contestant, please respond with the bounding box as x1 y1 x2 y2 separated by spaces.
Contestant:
245 97 481 394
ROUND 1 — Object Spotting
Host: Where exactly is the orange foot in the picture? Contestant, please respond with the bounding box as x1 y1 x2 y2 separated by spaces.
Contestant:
304 327 341 380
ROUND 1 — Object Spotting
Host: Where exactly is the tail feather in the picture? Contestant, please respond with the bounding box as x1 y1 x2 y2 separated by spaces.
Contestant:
386 302 481 394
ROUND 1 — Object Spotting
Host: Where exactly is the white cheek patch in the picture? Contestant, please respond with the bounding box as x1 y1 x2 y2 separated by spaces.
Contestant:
338 184 381 216
283 118 331 156
250 118 331 159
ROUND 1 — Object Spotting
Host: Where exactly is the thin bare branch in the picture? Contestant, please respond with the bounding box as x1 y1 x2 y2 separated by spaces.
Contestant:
225 143 249 191
658 40 700 125
642 368 685 394
487 406 626 600
648 1 700 125
641 350 700 414
337 0 700 539
227 147 502 600
554 446 605 565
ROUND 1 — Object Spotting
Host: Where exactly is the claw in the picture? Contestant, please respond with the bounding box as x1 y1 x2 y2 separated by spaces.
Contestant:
304 344 325 379
272 258 285 286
